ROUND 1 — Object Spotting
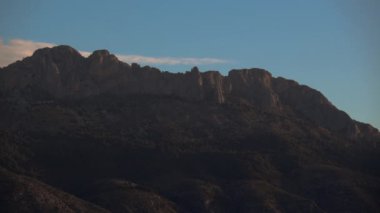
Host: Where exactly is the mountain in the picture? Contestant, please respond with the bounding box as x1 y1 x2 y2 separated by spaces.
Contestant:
0 45 379 212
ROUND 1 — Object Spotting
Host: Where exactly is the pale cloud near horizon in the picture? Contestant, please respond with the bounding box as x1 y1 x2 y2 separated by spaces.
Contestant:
0 38 55 67
0 38 228 67
116 55 227 65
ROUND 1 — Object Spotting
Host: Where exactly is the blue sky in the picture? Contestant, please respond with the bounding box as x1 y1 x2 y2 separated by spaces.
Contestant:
1 0 379 128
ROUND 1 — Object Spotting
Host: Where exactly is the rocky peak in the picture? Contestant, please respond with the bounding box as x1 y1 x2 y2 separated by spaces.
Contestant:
88 49 109 60
0 45 85 97
88 49 118 64
32 45 83 61
30 45 84 79
91 49 110 56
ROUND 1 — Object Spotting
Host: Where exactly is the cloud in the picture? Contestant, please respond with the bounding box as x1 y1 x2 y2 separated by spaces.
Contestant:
117 55 227 65
0 38 55 67
0 38 228 67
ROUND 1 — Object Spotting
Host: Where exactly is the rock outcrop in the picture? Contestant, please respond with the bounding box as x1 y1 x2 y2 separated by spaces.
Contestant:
0 45 378 140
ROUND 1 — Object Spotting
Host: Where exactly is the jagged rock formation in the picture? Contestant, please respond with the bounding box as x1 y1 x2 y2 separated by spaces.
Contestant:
0 45 378 140
1 45 380 213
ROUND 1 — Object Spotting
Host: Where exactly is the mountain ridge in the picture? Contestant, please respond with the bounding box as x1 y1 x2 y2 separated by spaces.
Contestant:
0 45 378 141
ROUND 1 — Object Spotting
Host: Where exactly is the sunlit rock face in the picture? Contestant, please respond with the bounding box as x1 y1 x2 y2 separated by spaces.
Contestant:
0 45 379 139
226 68 281 110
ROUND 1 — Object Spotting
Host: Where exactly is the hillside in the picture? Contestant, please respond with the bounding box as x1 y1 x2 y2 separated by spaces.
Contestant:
0 45 379 212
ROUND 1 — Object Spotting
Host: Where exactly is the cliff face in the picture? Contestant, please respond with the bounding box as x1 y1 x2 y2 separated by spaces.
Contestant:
0 45 378 140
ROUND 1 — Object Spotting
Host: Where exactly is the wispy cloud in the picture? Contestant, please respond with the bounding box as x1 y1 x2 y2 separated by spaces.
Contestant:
116 55 227 65
0 38 228 67
0 38 55 67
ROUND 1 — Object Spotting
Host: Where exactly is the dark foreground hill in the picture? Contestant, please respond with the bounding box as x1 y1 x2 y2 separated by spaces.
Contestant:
0 45 379 212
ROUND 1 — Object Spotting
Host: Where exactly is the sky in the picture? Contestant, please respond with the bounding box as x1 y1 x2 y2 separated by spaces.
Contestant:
0 0 379 128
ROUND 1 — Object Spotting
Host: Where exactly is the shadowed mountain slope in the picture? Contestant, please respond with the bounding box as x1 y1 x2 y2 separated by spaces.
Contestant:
0 45 379 212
